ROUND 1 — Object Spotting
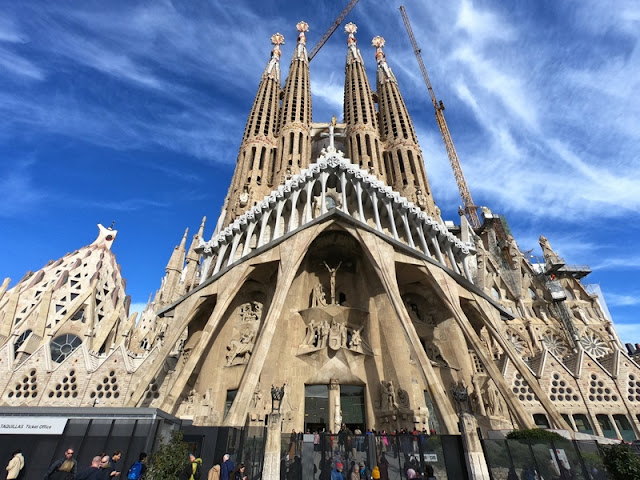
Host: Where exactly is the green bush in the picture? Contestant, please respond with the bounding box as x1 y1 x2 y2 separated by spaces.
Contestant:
601 443 640 480
505 428 565 441
146 429 189 480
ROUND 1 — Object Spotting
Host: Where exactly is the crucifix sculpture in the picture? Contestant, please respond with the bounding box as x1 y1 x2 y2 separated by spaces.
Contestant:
323 261 342 305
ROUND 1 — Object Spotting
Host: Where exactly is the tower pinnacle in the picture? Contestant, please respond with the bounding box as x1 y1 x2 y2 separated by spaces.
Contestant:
220 33 285 227
343 23 385 177
373 36 438 217
275 22 313 184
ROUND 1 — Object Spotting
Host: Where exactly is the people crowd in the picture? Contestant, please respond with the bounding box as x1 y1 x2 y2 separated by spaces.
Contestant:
281 425 442 480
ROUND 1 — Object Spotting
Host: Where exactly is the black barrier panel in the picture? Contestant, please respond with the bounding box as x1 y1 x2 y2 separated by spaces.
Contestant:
482 438 610 480
0 418 161 480
280 432 466 479
183 425 266 480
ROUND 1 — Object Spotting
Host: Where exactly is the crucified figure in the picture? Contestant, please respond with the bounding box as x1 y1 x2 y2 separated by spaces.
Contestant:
323 261 342 305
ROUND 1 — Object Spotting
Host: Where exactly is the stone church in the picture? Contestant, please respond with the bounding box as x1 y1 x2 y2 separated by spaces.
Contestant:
0 21 638 443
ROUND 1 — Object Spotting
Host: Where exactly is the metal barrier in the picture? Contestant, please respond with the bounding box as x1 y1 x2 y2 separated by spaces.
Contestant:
280 433 466 479
481 438 610 480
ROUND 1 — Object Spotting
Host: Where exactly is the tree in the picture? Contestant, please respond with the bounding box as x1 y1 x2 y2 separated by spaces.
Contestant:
146 429 189 480
601 443 640 480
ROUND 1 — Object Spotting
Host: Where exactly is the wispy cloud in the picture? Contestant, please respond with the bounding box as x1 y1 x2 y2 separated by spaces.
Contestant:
82 198 170 212
0 169 47 218
0 47 44 80
605 293 640 308
612 322 640 346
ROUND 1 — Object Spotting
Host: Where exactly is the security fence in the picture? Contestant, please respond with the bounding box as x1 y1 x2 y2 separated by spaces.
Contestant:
281 432 467 479
0 408 266 480
482 437 610 480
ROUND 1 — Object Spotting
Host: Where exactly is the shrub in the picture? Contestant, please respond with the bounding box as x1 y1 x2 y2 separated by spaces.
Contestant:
506 428 565 442
601 443 640 480
146 429 188 480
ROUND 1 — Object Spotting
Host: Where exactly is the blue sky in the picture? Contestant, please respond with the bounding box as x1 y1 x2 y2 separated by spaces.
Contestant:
1 1 639 345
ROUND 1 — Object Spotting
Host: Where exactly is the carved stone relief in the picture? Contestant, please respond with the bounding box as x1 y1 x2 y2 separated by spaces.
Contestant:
298 317 368 355
225 301 263 367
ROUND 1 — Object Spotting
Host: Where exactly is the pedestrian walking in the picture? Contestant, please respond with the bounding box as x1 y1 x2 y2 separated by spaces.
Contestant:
45 448 77 480
5 450 24 480
76 456 102 480
220 454 234 480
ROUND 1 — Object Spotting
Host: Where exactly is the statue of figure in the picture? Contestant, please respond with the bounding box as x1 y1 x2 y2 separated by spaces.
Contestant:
349 327 363 352
253 302 262 320
283 380 297 412
334 396 342 432
311 282 327 308
382 380 398 410
319 320 330 347
187 389 196 404
485 381 501 416
339 322 348 347
252 384 262 409
226 330 255 366
415 188 427 209
479 326 491 354
323 261 342 305
302 320 317 347
425 341 448 367
239 186 249 207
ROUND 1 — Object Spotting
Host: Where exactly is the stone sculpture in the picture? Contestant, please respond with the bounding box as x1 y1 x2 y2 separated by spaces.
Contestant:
311 282 327 307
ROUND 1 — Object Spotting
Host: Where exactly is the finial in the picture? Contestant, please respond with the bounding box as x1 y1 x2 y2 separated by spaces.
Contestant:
109 221 116 230
270 33 284 59
372 35 386 63
345 22 357 45
296 21 309 44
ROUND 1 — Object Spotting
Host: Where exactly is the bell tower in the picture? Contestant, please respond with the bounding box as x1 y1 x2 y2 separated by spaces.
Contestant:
222 33 284 228
373 36 438 217
343 23 386 179
274 21 313 184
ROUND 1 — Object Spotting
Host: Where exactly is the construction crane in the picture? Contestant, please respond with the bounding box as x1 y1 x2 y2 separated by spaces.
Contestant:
399 5 481 229
308 0 360 62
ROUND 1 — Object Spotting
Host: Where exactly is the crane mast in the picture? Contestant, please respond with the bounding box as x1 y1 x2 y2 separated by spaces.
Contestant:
308 0 360 61
399 5 481 229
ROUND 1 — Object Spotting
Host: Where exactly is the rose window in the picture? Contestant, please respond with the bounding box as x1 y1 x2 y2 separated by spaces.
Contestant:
541 334 568 357
507 332 526 355
579 333 609 358
50 334 82 363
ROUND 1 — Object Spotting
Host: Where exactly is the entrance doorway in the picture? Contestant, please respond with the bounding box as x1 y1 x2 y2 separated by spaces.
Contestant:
304 385 329 433
340 385 365 432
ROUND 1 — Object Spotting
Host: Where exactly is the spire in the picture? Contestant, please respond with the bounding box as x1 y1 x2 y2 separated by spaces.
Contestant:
221 34 285 228
275 21 313 184
373 36 438 217
166 228 188 273
343 23 386 178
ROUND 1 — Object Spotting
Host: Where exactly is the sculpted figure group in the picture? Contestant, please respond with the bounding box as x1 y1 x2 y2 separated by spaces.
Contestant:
300 318 364 353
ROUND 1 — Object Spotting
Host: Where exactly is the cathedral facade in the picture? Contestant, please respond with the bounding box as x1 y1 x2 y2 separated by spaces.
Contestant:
0 22 639 444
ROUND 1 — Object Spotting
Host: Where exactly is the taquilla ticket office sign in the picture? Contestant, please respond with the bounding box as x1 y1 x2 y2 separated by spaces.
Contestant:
0 416 67 434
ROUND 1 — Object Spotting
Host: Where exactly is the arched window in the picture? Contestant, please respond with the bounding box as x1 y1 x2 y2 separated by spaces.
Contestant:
50 334 82 363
